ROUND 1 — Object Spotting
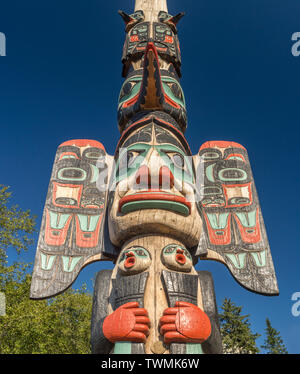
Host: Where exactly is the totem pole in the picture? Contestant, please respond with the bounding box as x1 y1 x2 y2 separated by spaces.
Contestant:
30 0 279 355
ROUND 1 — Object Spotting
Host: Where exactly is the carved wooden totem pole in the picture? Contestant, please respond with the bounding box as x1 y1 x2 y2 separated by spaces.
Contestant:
30 0 279 355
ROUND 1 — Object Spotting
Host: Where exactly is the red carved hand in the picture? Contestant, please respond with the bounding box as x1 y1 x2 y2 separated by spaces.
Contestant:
103 302 151 343
159 301 211 344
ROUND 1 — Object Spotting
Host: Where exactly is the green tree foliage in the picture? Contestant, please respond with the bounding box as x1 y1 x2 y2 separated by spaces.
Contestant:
260 318 288 354
0 269 93 353
0 185 93 354
219 298 261 354
0 185 36 256
0 184 36 292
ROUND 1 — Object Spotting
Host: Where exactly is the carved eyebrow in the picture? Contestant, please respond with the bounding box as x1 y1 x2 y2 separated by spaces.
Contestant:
122 125 153 148
155 144 186 155
154 128 186 152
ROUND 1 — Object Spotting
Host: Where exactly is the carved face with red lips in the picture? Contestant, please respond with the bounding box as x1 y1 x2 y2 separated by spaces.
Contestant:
117 246 152 275
108 118 202 248
161 244 193 273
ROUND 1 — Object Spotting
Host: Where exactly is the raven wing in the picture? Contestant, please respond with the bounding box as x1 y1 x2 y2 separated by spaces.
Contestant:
194 141 279 295
30 139 116 299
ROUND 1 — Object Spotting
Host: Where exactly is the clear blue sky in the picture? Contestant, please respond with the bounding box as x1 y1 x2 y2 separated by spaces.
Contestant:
0 0 299 353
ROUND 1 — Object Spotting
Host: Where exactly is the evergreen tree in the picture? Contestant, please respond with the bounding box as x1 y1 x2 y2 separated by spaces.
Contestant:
219 298 260 354
261 318 288 354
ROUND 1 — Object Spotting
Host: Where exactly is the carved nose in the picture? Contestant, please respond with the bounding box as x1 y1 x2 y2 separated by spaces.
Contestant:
159 166 174 189
135 165 151 188
135 165 174 190
126 251 135 258
176 249 184 255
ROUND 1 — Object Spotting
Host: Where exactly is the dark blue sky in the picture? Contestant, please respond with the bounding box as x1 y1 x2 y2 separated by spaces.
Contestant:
1 0 299 353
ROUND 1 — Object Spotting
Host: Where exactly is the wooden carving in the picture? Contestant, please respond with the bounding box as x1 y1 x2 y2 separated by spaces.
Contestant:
30 0 278 355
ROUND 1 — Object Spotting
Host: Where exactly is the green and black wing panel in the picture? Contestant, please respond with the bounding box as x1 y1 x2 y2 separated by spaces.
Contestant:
194 141 279 296
30 139 116 299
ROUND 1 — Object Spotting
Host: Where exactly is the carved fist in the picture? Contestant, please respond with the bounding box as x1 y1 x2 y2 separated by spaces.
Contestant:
103 302 151 343
159 301 211 344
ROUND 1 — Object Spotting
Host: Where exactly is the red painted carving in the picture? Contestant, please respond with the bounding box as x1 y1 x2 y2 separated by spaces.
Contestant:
119 192 191 214
59 139 106 150
44 209 72 246
202 211 232 246
159 301 211 344
200 141 246 151
75 214 102 248
103 302 151 343
233 208 261 244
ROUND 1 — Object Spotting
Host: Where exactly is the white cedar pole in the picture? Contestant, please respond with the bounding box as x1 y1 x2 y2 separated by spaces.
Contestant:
134 0 168 22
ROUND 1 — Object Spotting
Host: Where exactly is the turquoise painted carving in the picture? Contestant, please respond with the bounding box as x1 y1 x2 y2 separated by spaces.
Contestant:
62 256 82 273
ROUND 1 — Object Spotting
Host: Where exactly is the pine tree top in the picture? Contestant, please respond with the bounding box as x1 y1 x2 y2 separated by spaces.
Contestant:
261 318 288 354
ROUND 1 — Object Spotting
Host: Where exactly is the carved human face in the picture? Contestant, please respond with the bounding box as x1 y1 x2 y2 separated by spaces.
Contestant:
117 246 151 275
108 120 202 247
161 244 193 273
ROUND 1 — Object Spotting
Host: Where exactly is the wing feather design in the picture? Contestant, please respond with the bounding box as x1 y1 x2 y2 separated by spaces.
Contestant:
30 139 116 299
194 141 279 295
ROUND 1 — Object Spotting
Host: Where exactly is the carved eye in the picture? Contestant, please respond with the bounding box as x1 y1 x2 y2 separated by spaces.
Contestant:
57 168 87 181
172 153 185 168
164 246 176 254
119 81 138 103
218 168 247 182
166 82 184 101
165 152 187 172
119 150 140 172
122 82 135 96
158 11 169 22
162 151 185 169
134 249 147 257
127 151 136 166
185 250 192 260
132 10 144 22
201 151 220 160
85 152 101 160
